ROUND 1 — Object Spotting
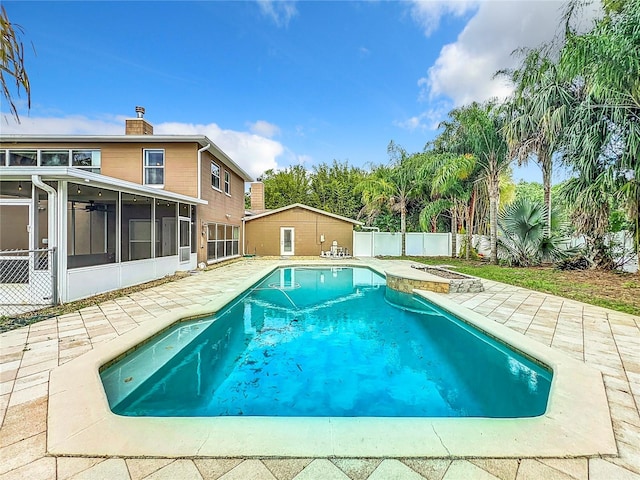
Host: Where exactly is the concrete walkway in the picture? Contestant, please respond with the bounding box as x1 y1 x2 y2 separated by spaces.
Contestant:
0 258 638 480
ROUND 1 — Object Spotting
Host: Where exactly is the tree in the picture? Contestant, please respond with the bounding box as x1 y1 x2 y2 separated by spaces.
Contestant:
421 151 478 258
1 6 31 122
560 0 640 258
498 197 573 266
514 181 544 204
261 165 312 209
356 142 430 256
501 49 575 236
560 147 620 268
309 160 364 220
433 102 511 264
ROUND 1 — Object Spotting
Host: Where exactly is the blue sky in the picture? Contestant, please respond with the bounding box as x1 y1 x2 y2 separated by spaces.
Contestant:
3 1 590 183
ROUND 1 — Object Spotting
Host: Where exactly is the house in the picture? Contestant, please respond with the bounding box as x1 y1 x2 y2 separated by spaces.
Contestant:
0 108 252 309
243 186 363 256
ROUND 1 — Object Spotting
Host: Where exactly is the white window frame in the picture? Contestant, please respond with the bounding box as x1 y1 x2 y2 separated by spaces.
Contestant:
71 149 101 173
7 150 37 166
40 149 70 167
143 149 165 187
211 162 221 191
224 171 231 195
206 222 239 262
3 149 102 173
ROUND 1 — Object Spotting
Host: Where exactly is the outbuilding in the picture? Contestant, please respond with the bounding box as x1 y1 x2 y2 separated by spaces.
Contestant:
243 203 363 257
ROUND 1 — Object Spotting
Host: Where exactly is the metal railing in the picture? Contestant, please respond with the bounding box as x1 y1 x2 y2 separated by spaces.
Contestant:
0 248 57 316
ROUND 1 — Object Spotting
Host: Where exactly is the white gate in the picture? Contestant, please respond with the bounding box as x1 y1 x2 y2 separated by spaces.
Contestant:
0 248 56 316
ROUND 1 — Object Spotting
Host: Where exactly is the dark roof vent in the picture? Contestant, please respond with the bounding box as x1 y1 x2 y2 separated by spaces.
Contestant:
135 106 146 118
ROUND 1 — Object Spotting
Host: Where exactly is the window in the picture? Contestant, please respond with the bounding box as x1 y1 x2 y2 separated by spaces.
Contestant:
144 149 164 186
0 151 5 166
72 150 101 173
224 171 230 195
8 150 37 166
41 150 70 167
206 223 239 262
211 162 220 190
4 149 101 172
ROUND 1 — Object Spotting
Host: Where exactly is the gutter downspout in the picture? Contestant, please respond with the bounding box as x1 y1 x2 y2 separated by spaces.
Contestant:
197 144 211 200
31 175 59 304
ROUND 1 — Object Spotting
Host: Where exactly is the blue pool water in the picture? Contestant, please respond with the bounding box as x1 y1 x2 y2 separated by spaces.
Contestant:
101 267 551 418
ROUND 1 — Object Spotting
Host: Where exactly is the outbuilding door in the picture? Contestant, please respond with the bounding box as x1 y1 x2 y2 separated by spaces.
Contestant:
280 227 294 256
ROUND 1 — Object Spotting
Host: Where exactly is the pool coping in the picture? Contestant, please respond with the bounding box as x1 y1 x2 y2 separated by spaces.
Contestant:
47 262 617 458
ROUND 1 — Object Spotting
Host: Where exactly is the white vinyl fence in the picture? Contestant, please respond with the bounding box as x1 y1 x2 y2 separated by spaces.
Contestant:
353 230 637 272
353 232 452 257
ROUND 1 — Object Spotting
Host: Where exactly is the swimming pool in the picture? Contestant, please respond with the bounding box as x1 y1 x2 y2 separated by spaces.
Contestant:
101 266 551 418
48 260 615 458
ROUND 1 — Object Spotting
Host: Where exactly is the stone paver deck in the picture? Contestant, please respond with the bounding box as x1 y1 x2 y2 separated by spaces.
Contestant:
0 258 638 479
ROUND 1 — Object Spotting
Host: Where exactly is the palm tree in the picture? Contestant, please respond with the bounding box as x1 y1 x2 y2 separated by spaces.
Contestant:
357 142 430 256
498 197 573 266
434 102 511 264
1 6 31 122
421 152 478 258
501 49 575 236
559 0 640 258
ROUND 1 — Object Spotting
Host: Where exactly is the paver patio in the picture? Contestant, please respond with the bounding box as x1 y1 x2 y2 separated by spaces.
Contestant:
0 258 638 479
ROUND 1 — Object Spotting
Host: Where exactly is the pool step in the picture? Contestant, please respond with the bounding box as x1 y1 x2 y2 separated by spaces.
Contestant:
101 318 214 408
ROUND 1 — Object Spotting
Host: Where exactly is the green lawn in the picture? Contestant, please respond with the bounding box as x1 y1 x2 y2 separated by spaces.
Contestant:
402 256 640 316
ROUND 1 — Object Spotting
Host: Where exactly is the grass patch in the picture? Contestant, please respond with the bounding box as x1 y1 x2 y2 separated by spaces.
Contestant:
403 256 640 316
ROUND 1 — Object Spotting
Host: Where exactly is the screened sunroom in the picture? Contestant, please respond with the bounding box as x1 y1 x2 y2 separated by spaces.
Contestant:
0 167 204 312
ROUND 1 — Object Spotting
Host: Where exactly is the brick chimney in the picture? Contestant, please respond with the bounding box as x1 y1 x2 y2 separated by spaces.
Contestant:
250 181 265 212
125 106 153 135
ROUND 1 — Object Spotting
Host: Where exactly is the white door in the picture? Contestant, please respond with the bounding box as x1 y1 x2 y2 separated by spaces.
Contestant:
280 227 294 256
179 217 191 262
162 217 176 256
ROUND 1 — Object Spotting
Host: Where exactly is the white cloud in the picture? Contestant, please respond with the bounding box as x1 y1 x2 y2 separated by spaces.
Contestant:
408 0 478 36
296 154 313 165
420 1 602 106
2 114 285 180
155 122 282 180
257 0 298 27
394 103 450 132
246 120 281 138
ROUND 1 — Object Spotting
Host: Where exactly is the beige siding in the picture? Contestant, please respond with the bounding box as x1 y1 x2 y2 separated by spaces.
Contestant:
101 143 198 197
244 207 355 256
1 140 248 264
195 151 246 263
